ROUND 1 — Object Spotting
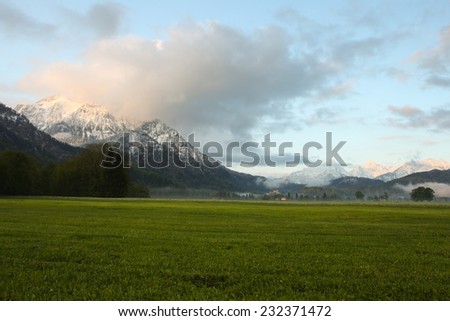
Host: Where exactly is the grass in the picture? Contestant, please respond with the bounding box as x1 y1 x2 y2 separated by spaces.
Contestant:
0 198 449 300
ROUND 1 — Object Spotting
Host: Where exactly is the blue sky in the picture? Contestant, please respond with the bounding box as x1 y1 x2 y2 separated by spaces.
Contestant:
1 0 449 175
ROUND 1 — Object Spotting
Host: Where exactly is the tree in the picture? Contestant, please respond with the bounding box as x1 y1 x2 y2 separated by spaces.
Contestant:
53 145 130 197
355 190 365 200
410 186 435 202
100 143 130 197
0 151 39 195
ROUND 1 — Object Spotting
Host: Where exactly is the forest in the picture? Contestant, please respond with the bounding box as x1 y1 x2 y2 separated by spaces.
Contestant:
0 145 147 197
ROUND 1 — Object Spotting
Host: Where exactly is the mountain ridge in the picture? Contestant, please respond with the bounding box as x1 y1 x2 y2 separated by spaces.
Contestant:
13 96 450 187
14 96 264 191
0 102 81 162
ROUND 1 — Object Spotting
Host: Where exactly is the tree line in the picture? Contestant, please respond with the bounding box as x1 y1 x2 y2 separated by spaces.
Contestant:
0 145 147 197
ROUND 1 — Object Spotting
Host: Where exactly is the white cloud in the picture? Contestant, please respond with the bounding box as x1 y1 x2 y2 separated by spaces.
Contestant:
16 14 395 141
0 2 56 39
388 105 450 131
19 21 340 138
62 2 126 39
410 24 450 87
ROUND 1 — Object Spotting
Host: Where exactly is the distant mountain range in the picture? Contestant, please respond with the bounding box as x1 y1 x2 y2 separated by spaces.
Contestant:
388 169 450 186
285 159 450 186
375 159 450 182
9 96 450 191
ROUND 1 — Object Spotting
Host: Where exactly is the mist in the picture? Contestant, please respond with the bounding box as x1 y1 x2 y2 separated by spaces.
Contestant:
394 182 450 198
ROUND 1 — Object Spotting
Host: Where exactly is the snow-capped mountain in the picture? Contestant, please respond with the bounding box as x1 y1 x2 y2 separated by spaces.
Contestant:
109 119 205 164
287 163 349 186
284 159 450 187
13 96 450 188
14 96 208 165
348 161 392 178
15 96 130 146
13 96 263 191
376 159 450 182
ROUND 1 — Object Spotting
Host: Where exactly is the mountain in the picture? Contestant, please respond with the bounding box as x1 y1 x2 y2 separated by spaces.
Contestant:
14 96 450 191
15 96 130 146
348 161 392 178
113 119 205 164
387 169 450 186
376 159 450 182
287 163 349 186
279 158 450 187
327 176 385 189
14 96 263 191
0 102 81 162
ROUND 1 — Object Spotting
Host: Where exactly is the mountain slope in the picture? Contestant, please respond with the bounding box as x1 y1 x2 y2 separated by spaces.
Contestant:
387 169 450 186
15 96 130 146
287 163 349 186
376 159 450 181
14 96 263 191
0 103 81 162
348 161 392 178
327 176 385 189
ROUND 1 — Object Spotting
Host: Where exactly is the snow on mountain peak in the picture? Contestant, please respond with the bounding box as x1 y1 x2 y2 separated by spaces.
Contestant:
375 159 450 181
11 96 450 183
348 161 391 178
419 158 450 169
287 163 349 186
0 103 29 124
13 96 194 158
15 96 133 146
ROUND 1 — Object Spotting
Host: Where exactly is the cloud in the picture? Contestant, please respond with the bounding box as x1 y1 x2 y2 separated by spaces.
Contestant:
314 82 354 101
0 1 126 45
388 105 423 117
305 107 348 126
410 24 450 87
425 75 450 88
377 135 410 141
62 2 126 39
19 21 341 139
411 25 450 72
388 104 450 131
331 36 386 68
0 2 56 39
385 67 410 83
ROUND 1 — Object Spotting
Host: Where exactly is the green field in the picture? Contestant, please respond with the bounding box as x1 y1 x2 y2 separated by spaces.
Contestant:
0 198 449 300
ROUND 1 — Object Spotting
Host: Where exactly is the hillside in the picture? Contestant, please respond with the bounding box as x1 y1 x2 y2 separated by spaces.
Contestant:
14 97 263 191
388 169 450 186
0 103 81 162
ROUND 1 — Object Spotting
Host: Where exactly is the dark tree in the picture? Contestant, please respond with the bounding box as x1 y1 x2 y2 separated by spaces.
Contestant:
355 190 365 200
53 145 130 197
410 186 435 202
100 143 129 197
0 151 39 195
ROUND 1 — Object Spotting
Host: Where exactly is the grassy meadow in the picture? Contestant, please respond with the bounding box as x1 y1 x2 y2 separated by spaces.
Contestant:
0 198 449 300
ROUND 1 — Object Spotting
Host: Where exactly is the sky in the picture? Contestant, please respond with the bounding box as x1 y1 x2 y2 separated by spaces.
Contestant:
1 0 449 176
